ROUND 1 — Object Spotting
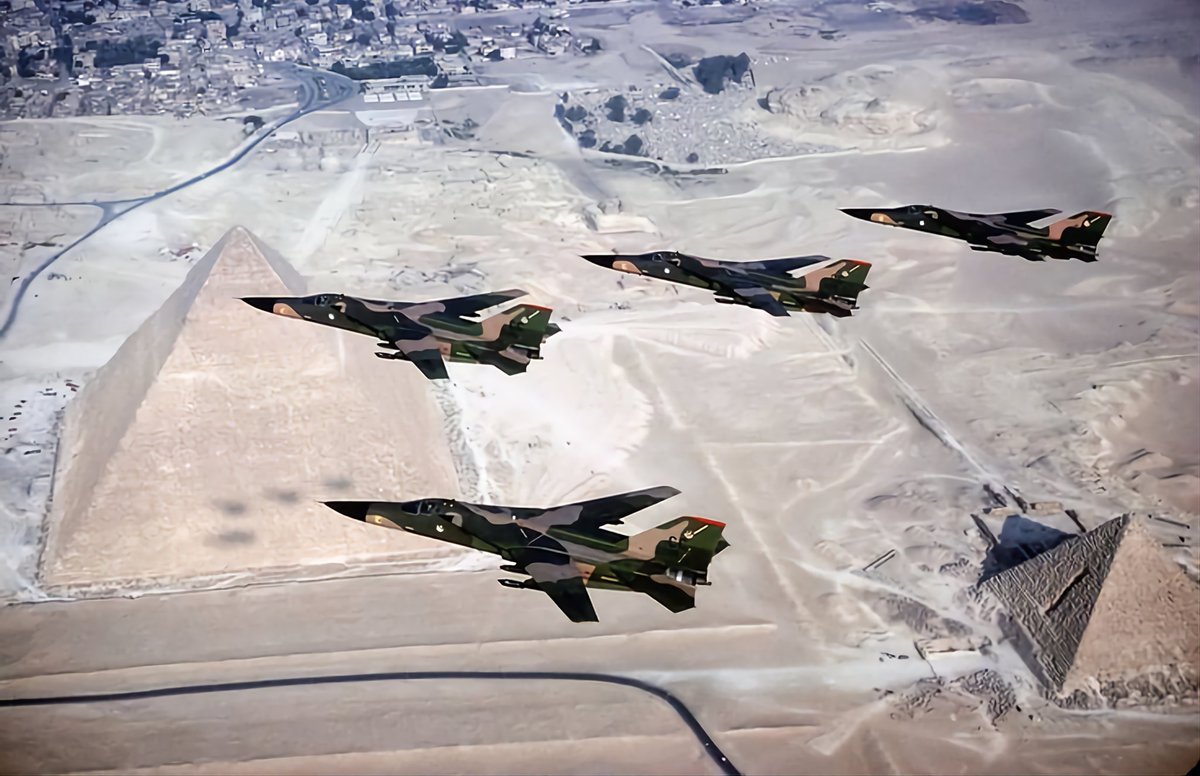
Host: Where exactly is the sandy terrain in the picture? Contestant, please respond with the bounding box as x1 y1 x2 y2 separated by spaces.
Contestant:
0 116 251 203
0 0 1198 773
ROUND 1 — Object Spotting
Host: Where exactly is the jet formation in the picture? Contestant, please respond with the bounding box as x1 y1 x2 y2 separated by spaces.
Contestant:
239 201 1111 622
241 289 558 380
324 486 728 622
583 251 872 317
841 205 1112 262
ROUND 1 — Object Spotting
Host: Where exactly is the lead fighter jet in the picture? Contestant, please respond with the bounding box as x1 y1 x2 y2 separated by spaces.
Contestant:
324 486 729 622
241 289 559 380
841 205 1112 262
582 251 872 317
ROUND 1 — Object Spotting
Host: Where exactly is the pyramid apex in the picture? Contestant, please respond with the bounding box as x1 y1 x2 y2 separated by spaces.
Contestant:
192 226 305 297
982 513 1199 704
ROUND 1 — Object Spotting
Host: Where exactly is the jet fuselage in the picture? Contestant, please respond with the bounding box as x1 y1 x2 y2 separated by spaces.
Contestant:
325 499 724 589
583 251 870 316
841 205 1112 261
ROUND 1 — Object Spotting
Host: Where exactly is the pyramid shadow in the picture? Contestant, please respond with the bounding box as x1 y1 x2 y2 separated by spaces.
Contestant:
979 514 1073 584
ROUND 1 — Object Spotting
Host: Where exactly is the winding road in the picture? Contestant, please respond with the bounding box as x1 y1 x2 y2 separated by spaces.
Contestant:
0 64 357 338
0 669 742 775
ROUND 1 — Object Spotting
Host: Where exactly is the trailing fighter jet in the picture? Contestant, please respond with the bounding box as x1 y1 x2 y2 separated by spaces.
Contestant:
841 205 1112 262
241 289 559 380
323 486 729 622
581 251 871 317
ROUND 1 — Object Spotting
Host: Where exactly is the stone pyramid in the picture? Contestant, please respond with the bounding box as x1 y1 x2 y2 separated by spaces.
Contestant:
44 227 461 593
981 515 1199 700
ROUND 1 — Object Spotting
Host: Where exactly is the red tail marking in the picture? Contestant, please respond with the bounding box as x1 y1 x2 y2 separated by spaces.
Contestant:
684 516 726 528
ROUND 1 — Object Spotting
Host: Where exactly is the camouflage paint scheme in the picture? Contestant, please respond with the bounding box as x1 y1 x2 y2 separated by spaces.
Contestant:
324 486 730 622
582 251 872 317
241 289 560 380
841 205 1113 262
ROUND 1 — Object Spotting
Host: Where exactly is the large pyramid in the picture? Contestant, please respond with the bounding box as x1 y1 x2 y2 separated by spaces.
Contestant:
981 515 1200 702
43 227 462 593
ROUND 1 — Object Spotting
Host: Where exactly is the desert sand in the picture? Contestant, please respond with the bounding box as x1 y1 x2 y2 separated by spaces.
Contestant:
0 0 1197 773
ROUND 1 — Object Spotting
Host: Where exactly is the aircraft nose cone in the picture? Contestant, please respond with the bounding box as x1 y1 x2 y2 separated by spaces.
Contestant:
241 296 279 313
323 501 371 521
840 208 876 222
581 254 618 268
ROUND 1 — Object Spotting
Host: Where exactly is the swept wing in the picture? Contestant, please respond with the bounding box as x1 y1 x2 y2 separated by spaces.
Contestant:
750 255 834 274
483 485 681 528
995 208 1061 227
387 335 449 380
508 542 599 623
730 285 789 316
544 485 682 529
433 289 528 317
361 289 527 317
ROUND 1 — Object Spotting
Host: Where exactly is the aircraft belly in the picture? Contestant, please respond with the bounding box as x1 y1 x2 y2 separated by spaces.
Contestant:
583 575 634 592
649 267 710 290
418 315 485 338
445 342 478 363
369 511 482 551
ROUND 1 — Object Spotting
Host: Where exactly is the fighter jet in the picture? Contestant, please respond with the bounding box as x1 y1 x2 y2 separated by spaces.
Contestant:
241 289 559 380
841 205 1112 262
581 251 871 317
323 486 729 622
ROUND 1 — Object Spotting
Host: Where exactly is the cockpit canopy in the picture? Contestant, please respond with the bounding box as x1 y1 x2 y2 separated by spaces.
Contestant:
903 205 939 219
410 499 452 515
649 251 683 265
305 293 342 307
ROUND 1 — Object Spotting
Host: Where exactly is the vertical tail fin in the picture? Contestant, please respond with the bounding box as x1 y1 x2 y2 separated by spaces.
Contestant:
1048 211 1112 247
637 516 730 570
671 516 730 555
627 516 729 613
479 304 558 358
808 259 871 301
501 304 556 347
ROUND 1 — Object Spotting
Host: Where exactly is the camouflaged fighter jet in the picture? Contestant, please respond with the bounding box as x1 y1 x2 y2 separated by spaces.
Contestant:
323 486 729 622
581 251 871 317
241 289 559 380
841 205 1112 262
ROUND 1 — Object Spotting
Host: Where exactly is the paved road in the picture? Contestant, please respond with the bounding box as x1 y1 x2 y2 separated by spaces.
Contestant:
0 65 357 338
0 669 742 775
0 570 769 773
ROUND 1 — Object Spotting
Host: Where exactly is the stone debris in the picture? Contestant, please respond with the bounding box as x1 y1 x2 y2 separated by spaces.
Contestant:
980 514 1200 706
952 669 1017 724
887 669 1017 727
872 593 976 641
